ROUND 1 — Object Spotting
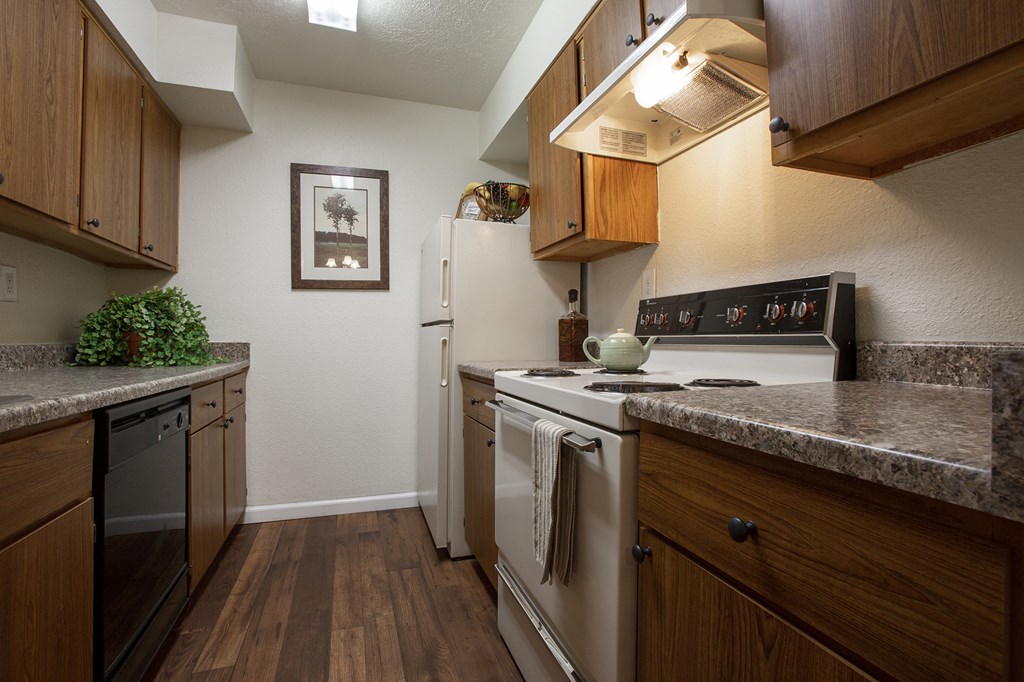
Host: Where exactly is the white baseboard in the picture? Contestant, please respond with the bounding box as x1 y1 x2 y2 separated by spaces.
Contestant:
240 491 419 525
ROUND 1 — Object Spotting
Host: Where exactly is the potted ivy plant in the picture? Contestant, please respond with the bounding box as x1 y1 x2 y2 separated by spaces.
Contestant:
74 287 219 367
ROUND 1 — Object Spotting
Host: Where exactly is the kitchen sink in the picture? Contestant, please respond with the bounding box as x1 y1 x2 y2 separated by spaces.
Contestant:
0 395 33 406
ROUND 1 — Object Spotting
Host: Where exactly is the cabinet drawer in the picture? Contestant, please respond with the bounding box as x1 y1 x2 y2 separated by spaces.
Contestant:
191 381 224 431
462 378 496 429
223 372 247 412
639 433 1012 681
0 418 93 547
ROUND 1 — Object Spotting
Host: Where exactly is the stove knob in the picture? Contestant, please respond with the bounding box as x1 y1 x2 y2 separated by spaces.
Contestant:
642 313 654 326
679 310 696 327
792 300 815 321
765 302 785 322
725 306 744 325
654 312 667 326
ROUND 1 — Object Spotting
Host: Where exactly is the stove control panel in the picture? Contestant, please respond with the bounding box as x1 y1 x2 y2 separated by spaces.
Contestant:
635 273 855 348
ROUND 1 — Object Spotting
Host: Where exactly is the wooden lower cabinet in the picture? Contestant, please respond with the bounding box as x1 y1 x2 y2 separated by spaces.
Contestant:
638 529 866 682
461 376 498 588
0 498 94 682
224 403 247 533
0 416 94 681
638 425 1024 680
464 415 497 588
188 371 247 591
188 419 225 588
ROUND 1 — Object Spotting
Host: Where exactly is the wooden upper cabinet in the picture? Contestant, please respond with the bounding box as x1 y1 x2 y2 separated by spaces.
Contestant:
81 17 142 251
141 87 181 268
528 37 659 262
528 42 583 254
765 0 1024 177
0 0 82 225
642 0 683 37
579 0 644 96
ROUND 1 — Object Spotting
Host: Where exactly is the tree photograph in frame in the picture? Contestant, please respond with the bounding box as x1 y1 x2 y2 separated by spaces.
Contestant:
290 163 389 290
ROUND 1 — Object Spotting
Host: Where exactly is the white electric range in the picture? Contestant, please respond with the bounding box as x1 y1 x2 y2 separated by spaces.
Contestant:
489 272 856 682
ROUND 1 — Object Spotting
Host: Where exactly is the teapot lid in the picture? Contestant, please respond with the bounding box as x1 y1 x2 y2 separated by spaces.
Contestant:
609 328 635 338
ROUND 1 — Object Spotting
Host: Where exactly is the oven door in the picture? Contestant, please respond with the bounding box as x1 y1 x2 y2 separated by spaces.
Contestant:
491 393 638 682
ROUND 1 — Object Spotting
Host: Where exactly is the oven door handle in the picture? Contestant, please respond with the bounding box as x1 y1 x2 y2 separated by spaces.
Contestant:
486 400 602 453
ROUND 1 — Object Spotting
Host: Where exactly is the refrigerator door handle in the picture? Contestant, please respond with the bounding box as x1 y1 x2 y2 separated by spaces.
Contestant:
440 258 450 309
440 336 449 387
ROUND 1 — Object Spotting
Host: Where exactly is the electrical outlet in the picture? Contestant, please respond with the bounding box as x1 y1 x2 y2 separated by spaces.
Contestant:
1 265 17 302
641 268 656 299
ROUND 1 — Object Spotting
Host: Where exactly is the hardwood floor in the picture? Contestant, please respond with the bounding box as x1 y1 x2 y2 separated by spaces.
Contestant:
146 508 523 682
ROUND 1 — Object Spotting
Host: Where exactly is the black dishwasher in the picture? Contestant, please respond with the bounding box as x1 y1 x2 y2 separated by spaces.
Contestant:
94 387 191 682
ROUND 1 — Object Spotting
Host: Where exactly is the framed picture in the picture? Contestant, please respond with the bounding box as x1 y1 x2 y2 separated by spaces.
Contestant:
290 163 389 290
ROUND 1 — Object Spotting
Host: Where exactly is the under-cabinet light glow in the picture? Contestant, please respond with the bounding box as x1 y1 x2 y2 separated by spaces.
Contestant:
308 0 358 32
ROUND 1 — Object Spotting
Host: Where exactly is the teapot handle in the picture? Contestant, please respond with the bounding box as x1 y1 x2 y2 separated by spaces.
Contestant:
582 336 602 366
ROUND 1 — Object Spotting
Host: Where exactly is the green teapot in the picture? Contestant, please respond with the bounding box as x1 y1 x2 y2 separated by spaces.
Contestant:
583 329 657 371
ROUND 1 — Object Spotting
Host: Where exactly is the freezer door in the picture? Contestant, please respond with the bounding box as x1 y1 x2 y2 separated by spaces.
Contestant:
419 216 453 324
417 324 451 550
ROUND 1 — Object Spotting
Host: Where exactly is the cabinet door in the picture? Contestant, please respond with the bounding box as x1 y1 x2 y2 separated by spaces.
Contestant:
527 42 583 253
0 499 93 681
463 416 497 588
580 0 644 95
224 403 247 535
638 529 866 682
0 0 82 224
189 423 225 590
81 18 142 251
765 0 1024 145
140 87 180 267
642 0 683 37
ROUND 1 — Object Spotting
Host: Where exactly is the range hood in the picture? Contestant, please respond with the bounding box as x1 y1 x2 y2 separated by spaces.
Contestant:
551 0 768 165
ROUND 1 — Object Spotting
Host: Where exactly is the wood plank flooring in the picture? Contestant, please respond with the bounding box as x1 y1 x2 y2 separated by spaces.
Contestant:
146 508 523 682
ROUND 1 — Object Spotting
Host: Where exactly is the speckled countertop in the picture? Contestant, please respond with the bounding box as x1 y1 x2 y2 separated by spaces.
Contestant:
0 361 249 433
625 381 1024 522
458 360 594 381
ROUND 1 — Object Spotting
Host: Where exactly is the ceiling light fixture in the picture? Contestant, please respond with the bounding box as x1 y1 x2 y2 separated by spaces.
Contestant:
308 0 358 32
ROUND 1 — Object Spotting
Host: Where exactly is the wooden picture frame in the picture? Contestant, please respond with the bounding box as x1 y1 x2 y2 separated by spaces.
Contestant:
290 163 389 290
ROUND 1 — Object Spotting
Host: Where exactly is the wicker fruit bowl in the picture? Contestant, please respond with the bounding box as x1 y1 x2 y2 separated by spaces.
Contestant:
474 181 530 222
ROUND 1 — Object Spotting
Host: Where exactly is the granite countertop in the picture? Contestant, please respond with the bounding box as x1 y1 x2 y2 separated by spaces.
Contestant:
0 361 250 433
625 381 1024 523
458 360 594 381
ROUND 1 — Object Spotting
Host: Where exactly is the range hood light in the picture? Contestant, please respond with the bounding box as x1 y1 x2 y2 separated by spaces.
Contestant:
632 50 707 109
308 0 358 32
550 0 769 165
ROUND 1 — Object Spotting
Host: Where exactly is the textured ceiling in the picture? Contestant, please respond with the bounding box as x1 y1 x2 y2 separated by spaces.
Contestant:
151 0 545 111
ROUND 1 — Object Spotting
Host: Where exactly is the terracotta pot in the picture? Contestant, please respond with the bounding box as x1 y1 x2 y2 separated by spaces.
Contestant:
124 331 142 363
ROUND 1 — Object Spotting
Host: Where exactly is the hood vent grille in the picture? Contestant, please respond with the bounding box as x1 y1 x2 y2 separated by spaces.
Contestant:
652 60 765 133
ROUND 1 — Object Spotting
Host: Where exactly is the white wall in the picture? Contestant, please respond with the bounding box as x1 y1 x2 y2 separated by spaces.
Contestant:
588 110 1024 342
109 79 527 509
0 233 113 343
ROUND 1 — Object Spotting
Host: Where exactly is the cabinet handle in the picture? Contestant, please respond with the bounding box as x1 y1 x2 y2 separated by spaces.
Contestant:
226 416 235 424
625 34 640 47
486 438 495 447
86 218 100 228
631 544 653 563
567 219 578 230
206 400 217 408
233 388 244 395
0 172 5 185
143 244 154 252
470 397 480 405
646 13 662 27
768 117 790 133
728 518 757 543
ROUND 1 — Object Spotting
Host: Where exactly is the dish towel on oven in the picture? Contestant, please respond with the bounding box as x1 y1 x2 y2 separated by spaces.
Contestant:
532 419 578 585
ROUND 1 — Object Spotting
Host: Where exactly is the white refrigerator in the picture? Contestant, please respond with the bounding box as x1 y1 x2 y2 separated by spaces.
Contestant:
418 216 579 557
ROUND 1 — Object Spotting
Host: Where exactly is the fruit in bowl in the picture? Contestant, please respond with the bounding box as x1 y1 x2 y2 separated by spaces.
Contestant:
474 181 530 222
